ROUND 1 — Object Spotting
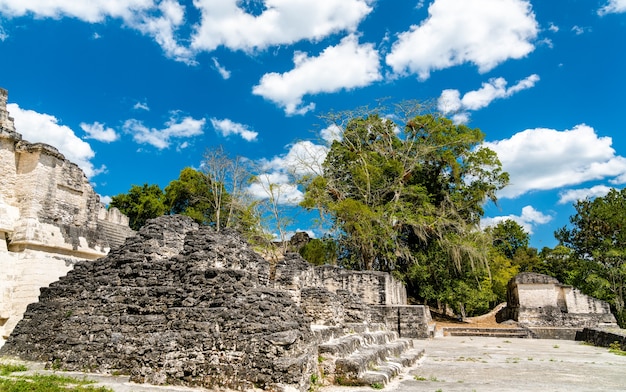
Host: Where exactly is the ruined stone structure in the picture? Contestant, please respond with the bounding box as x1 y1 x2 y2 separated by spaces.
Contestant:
503 272 617 338
1 215 431 391
0 88 134 344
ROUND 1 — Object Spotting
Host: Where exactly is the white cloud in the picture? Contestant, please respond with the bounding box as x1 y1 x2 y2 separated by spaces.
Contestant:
320 124 342 144
0 0 154 22
438 74 539 123
133 101 150 111
190 0 372 52
598 0 626 15
485 124 626 198
548 23 559 33
248 172 304 205
80 121 119 143
7 103 105 178
481 205 552 234
558 185 613 205
571 25 591 35
261 140 328 177
252 34 381 115
126 0 194 64
123 113 205 149
386 0 538 80
0 25 7 41
210 118 258 142
212 57 231 79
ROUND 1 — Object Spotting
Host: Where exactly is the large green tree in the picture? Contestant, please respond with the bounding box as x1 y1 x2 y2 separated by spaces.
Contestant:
555 188 626 326
302 108 509 314
109 183 167 230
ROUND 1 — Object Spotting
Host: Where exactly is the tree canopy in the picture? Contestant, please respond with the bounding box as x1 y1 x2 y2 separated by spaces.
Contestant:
301 108 509 314
556 188 626 326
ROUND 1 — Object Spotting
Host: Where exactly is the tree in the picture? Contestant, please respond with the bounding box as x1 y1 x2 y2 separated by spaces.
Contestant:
556 188 626 327
109 183 166 230
487 219 530 260
164 167 216 225
302 105 509 314
201 146 253 232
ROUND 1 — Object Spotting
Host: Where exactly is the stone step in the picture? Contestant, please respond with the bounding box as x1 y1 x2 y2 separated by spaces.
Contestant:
316 325 425 388
442 327 532 338
334 344 425 386
318 330 400 356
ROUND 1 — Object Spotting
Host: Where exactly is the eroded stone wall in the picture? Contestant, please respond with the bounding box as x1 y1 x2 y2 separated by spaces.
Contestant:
0 88 134 345
505 272 617 329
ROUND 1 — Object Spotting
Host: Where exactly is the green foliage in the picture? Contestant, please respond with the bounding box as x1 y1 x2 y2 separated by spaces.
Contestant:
609 341 626 356
109 163 261 237
109 183 166 230
303 105 509 315
0 363 27 376
0 370 112 392
487 219 529 260
299 237 338 265
164 167 217 225
556 188 626 327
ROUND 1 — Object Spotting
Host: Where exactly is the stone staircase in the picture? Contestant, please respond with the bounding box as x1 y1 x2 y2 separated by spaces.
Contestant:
97 220 134 250
313 323 425 387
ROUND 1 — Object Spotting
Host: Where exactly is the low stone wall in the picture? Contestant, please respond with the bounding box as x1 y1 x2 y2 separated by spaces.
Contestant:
369 305 433 339
315 265 406 305
576 328 626 351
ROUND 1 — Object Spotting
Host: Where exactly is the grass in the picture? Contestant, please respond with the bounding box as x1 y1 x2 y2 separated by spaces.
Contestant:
0 363 113 392
370 382 384 389
609 341 626 356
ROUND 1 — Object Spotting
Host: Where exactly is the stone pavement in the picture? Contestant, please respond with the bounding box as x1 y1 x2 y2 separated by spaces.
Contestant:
323 336 626 392
3 336 626 391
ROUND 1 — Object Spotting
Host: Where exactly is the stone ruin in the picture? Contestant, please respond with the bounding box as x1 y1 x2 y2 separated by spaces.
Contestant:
0 88 135 344
1 215 432 391
500 272 617 338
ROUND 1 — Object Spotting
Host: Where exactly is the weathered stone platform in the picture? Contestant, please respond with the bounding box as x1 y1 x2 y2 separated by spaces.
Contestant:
1 215 432 391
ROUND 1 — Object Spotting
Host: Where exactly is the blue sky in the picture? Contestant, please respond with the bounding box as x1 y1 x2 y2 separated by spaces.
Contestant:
1 0 625 249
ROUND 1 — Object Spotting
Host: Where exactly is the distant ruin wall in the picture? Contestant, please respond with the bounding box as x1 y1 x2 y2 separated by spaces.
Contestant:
505 272 617 330
0 88 134 344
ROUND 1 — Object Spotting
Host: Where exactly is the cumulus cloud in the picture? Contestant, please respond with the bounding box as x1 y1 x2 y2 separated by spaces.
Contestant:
7 103 105 178
438 74 539 123
485 124 626 198
598 0 626 15
320 124 342 144
0 0 153 22
558 185 613 205
386 0 538 80
481 205 552 234
247 172 304 205
126 0 194 64
210 118 258 142
190 0 372 52
253 34 381 115
80 121 119 143
250 138 331 205
261 140 328 177
123 113 205 149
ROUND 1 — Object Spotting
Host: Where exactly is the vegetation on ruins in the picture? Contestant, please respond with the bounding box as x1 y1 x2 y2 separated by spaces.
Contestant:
108 101 626 324
111 147 261 235
300 103 509 316
555 188 626 327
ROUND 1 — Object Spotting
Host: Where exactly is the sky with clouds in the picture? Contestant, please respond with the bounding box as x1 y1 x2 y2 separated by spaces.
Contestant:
1 0 625 248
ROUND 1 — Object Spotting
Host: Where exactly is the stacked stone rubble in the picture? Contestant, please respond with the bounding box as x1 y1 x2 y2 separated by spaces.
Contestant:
1 215 317 392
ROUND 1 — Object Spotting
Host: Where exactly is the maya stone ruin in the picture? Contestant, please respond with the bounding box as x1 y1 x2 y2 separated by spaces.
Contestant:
0 86 622 391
